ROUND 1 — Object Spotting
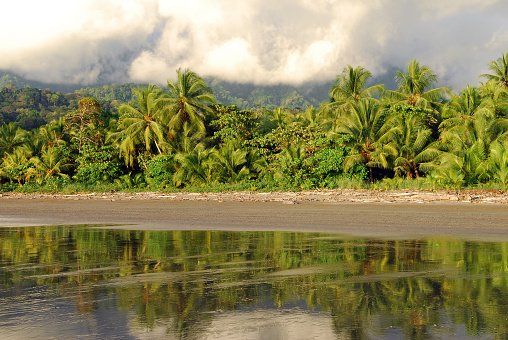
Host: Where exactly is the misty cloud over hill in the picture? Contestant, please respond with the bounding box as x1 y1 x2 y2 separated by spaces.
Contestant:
1 0 508 91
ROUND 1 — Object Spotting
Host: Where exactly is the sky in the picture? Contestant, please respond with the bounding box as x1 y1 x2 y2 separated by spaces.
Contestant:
1 0 508 91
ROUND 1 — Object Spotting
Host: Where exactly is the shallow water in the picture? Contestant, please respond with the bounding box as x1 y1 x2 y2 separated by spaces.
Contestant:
0 226 507 339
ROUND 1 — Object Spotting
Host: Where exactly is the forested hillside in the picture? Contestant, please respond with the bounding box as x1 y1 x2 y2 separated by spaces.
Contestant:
1 53 508 192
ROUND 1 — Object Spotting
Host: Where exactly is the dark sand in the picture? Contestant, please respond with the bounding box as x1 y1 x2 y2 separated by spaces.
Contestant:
1 197 507 241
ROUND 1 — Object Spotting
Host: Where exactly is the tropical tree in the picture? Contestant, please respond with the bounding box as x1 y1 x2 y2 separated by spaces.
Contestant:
329 65 384 113
212 141 249 183
385 59 451 108
439 85 495 142
480 52 508 89
0 122 26 157
162 68 216 136
64 97 103 153
484 139 508 187
479 80 508 116
335 99 395 181
0 148 31 184
26 146 72 183
108 85 166 167
431 141 487 187
38 117 67 148
384 114 436 178
173 144 216 186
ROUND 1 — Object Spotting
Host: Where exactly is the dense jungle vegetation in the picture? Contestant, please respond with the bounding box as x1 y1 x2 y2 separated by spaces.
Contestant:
1 53 508 192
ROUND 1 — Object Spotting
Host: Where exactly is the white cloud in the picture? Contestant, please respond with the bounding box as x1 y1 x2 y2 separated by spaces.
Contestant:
0 0 507 88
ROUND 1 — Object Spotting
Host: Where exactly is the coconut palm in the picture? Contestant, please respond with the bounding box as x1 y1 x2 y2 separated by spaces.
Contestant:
479 80 508 116
0 148 31 184
480 52 508 89
38 117 67 148
212 141 249 182
439 85 495 140
329 65 384 113
384 114 436 178
296 105 331 133
109 85 166 166
385 59 451 108
484 140 508 187
162 68 215 136
0 122 26 157
26 146 72 183
165 122 206 154
173 144 216 186
432 141 487 187
336 99 396 181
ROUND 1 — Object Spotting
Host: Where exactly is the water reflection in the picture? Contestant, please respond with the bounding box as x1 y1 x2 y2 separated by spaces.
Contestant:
0 226 507 339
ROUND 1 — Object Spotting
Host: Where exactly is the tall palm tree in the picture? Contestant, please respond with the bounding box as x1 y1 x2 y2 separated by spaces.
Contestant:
480 52 508 89
330 65 384 107
161 68 215 136
108 85 166 166
385 59 451 108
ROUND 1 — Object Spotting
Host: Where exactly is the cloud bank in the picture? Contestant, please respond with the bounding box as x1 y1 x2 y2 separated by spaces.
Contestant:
1 0 508 90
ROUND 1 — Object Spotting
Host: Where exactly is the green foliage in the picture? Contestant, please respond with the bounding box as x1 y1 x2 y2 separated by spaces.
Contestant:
210 104 259 144
145 155 176 188
386 104 436 125
74 145 122 184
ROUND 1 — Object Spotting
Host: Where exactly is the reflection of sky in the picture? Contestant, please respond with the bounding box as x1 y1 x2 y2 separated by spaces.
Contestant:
128 308 336 340
0 285 135 339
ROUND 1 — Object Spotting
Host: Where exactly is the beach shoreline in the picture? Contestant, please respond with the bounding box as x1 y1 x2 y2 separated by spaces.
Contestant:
1 189 507 241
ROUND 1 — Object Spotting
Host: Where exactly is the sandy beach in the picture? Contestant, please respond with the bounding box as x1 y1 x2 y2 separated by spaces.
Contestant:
1 189 508 241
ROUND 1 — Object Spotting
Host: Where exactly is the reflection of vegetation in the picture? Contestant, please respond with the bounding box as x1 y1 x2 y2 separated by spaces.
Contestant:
0 227 506 339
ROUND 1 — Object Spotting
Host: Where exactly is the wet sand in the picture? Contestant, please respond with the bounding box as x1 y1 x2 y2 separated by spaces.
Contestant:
1 193 508 241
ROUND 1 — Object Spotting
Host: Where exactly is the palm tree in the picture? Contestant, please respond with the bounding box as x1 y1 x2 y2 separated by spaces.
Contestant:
384 114 436 178
336 99 395 181
27 146 72 183
173 144 216 186
480 52 508 89
212 141 249 183
0 148 31 184
109 85 166 166
385 59 451 108
439 85 494 140
432 141 487 187
162 68 215 136
485 140 508 187
0 122 26 157
479 80 508 116
329 65 384 111
38 117 67 148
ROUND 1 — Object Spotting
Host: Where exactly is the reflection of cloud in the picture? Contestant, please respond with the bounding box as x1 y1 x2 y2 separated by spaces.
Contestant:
1 0 508 88
128 308 337 340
